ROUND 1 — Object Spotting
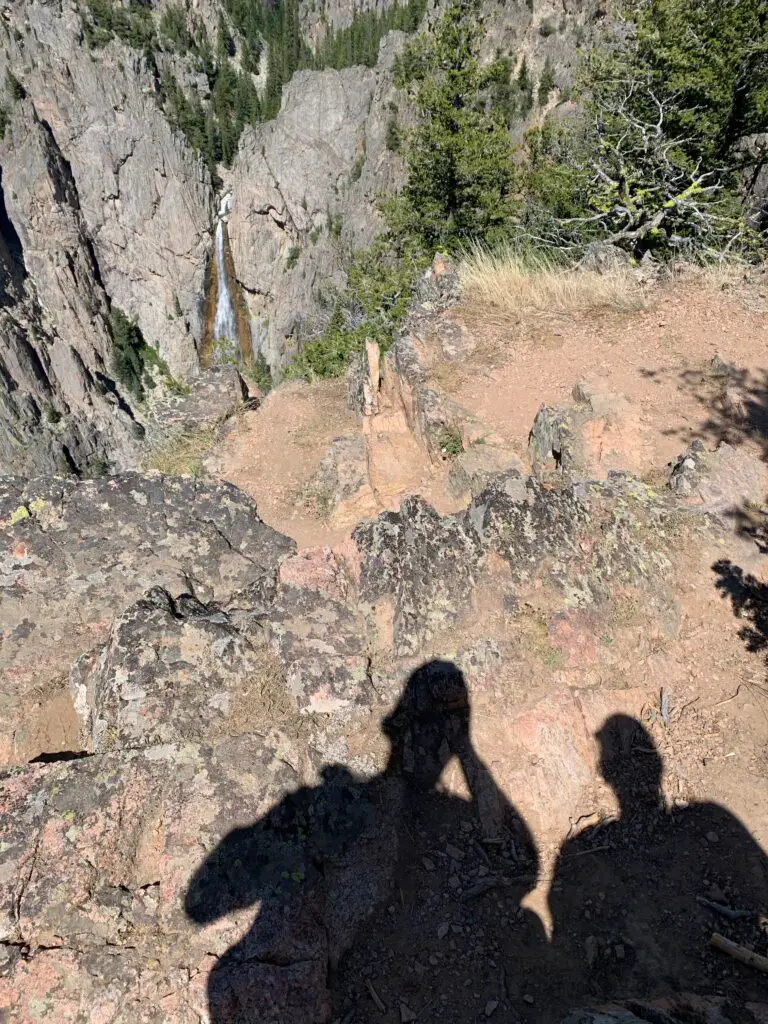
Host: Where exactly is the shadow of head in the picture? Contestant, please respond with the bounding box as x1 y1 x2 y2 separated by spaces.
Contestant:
596 713 662 812
382 659 471 790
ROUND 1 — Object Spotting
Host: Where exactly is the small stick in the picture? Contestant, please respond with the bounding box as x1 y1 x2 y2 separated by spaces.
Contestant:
366 980 387 1013
678 695 700 718
474 839 492 867
710 933 768 974
463 877 500 900
697 896 752 921
415 995 438 1020
714 684 743 708
660 687 670 726
566 844 613 858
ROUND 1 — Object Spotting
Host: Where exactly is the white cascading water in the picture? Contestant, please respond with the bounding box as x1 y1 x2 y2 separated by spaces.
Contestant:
212 193 236 348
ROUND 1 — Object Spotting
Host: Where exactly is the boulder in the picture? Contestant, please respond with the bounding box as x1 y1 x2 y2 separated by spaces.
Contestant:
529 381 644 482
447 443 525 498
144 366 251 454
0 473 294 764
669 439 768 512
68 587 278 753
302 434 368 514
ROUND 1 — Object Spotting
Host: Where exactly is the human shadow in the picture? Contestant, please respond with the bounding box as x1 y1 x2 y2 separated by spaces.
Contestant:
185 660 543 1024
549 714 768 1008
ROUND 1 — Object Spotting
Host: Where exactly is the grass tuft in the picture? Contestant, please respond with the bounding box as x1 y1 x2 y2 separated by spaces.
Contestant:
458 244 645 326
144 427 216 478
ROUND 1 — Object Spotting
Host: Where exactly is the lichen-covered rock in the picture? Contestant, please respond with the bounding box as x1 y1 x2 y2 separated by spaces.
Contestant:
69 587 277 753
0 735 330 1024
529 382 639 483
302 434 368 513
668 439 767 512
265 577 372 717
447 443 525 498
353 495 485 655
0 473 294 763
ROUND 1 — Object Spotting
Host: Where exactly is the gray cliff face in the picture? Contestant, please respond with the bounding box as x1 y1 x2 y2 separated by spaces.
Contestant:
0 0 213 474
226 37 407 371
0 0 213 377
0 106 141 475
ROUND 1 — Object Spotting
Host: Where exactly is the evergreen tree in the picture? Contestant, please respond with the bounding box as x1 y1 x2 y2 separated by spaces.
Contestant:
390 0 519 250
516 56 533 115
537 56 555 106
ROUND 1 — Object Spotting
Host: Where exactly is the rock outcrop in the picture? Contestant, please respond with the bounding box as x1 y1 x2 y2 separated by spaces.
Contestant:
0 0 213 474
0 472 293 764
1 433 765 1021
226 38 406 371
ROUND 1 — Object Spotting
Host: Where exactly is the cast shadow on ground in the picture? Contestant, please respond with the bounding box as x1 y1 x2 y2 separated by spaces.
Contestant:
638 361 768 455
185 660 768 1023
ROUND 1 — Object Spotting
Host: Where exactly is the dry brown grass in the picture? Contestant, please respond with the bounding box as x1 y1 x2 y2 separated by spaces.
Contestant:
144 427 217 477
458 244 646 328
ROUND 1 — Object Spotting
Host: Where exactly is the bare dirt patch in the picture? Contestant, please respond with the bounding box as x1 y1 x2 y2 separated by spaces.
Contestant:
443 273 768 480
207 378 363 548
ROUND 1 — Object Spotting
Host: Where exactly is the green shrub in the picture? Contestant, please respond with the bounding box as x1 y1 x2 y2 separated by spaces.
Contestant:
538 17 556 37
4 71 23 101
350 154 364 183
243 352 273 393
517 0 767 260
537 56 555 106
285 245 301 269
285 237 426 379
109 306 180 401
159 5 191 51
439 426 464 458
386 119 401 151
0 106 8 139
328 212 343 239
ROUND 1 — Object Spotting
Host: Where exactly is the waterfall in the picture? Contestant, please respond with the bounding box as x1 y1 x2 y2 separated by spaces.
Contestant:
211 192 236 352
212 217 236 345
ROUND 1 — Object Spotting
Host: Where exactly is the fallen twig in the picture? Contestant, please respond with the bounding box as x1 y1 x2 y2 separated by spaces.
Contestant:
697 896 752 921
462 877 500 900
566 844 613 858
710 932 768 974
474 839 492 867
713 684 743 708
415 995 438 1020
366 980 387 1013
660 687 670 726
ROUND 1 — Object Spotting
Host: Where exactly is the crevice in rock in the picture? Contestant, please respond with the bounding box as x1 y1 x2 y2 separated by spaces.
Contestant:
29 749 91 764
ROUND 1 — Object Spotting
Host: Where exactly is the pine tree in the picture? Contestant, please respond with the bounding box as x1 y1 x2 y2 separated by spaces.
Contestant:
537 55 555 106
391 0 519 250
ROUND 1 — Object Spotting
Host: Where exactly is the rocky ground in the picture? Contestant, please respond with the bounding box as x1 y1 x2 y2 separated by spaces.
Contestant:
2 260 768 1023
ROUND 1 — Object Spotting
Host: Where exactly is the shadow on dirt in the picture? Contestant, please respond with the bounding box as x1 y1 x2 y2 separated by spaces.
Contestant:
185 660 768 1024
714 558 768 656
639 360 768 456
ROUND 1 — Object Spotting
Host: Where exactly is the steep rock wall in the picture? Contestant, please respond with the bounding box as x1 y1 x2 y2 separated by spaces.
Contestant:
226 35 407 370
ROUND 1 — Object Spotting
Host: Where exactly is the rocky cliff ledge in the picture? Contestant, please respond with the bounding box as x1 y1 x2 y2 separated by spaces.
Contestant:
2 411 768 1019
